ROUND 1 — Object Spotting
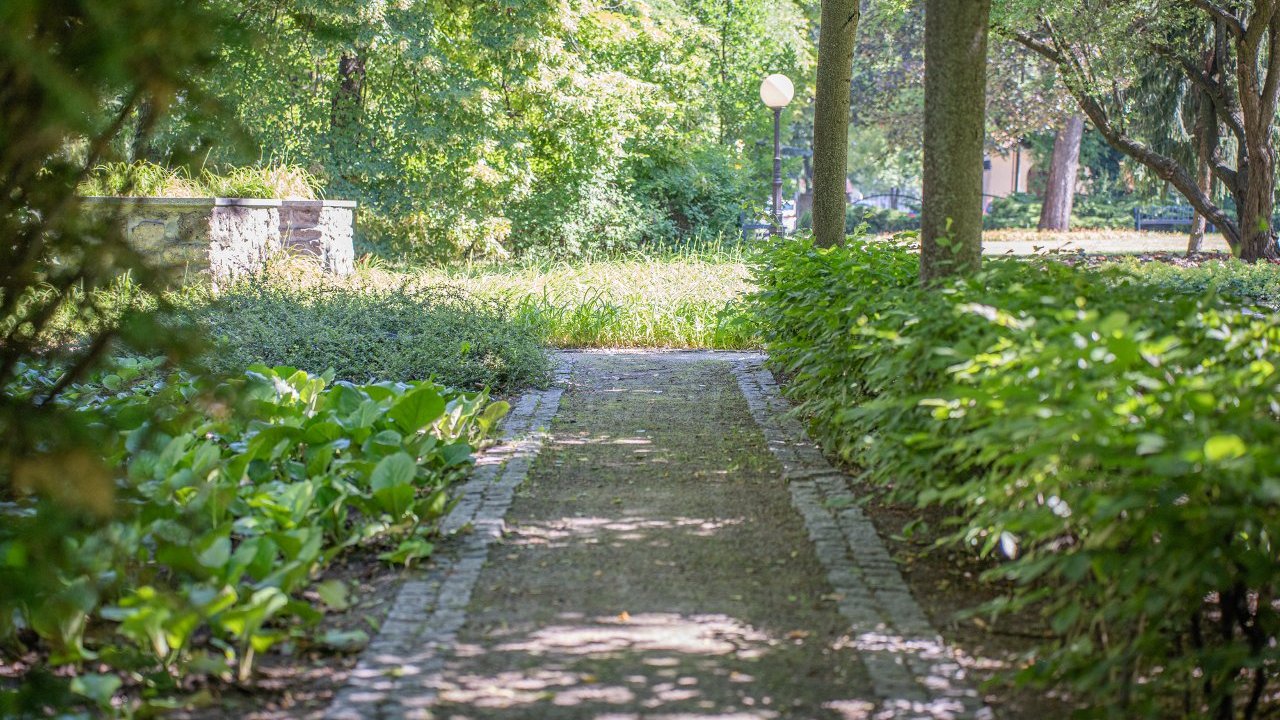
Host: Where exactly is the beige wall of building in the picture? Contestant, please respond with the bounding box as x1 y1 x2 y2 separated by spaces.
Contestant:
983 148 1033 208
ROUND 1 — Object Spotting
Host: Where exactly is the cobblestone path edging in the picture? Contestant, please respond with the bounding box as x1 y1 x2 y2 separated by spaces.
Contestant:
731 356 992 720
326 358 573 720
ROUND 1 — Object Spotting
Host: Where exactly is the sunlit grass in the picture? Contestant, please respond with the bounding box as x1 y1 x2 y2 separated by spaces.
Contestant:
411 245 758 349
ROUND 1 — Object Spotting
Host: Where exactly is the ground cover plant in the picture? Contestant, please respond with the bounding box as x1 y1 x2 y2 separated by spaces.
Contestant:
749 237 1280 718
1 360 507 716
185 271 553 394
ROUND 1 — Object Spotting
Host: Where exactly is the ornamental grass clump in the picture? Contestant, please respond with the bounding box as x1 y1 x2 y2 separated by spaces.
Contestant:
749 237 1280 718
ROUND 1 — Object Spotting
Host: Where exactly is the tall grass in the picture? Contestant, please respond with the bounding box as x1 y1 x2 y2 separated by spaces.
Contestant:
405 241 759 349
80 160 322 199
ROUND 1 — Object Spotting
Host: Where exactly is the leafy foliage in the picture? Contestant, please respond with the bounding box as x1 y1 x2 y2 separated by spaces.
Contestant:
162 0 813 258
750 237 1280 718
186 274 553 393
985 192 1140 230
0 2 226 689
1 363 506 714
845 204 920 234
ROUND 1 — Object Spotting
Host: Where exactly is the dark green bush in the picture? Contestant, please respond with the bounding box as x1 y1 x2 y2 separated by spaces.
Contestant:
984 192 1141 230
845 203 920 234
749 238 1280 718
185 282 552 394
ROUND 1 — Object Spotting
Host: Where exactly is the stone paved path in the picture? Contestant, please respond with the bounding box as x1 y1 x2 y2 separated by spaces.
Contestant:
329 352 987 720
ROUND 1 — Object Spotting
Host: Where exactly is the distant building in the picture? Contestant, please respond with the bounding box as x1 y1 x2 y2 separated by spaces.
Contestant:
983 146 1033 211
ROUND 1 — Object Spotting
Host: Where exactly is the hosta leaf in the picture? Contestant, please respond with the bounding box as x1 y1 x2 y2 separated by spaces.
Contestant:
370 452 417 492
389 386 446 434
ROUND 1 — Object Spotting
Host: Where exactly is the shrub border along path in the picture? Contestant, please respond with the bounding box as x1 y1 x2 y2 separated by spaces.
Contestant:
328 351 987 719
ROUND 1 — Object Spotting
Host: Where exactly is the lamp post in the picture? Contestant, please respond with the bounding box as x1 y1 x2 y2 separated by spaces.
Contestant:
759 73 794 235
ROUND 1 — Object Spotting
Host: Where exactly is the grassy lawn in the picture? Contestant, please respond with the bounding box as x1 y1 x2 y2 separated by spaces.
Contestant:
359 245 757 350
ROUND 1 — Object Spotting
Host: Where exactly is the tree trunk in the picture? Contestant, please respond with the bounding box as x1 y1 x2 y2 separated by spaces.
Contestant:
330 51 366 132
1188 48 1220 255
1037 114 1084 231
921 0 991 282
811 0 860 248
131 99 156 163
1189 110 1213 254
1237 141 1279 260
1233 9 1280 263
1188 164 1211 254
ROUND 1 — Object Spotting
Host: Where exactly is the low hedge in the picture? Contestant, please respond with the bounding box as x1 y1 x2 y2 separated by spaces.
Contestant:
749 237 1280 718
985 192 1141 230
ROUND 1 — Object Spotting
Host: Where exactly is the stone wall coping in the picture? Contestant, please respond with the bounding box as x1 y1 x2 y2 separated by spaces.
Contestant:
214 197 282 208
82 196 216 208
282 199 358 209
81 196 357 209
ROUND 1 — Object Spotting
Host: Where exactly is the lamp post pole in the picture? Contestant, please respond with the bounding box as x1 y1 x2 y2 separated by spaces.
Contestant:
772 106 783 235
759 73 793 237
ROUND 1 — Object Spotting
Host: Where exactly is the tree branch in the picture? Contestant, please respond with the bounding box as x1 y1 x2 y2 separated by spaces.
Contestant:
1260 8 1280 121
1191 0 1246 38
1011 27 1242 249
1152 43 1247 145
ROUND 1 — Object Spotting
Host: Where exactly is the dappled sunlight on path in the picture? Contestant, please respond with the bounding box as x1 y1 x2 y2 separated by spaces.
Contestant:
329 351 987 720
433 353 873 718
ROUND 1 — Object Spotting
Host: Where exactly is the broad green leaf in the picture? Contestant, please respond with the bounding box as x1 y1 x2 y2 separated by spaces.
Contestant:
389 386 446 434
370 452 417 492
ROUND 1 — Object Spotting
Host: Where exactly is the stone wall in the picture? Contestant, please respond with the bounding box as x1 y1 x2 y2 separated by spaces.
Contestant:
279 200 357 275
82 196 357 285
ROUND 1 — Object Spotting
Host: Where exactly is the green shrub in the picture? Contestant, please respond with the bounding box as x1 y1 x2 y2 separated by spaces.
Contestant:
983 192 1042 229
845 203 920 234
183 279 552 394
511 176 657 257
631 145 754 241
1 363 506 714
749 238 1280 717
1111 257 1280 305
984 192 1141 230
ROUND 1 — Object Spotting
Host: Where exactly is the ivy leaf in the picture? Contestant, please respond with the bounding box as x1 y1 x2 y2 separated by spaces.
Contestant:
70 673 122 708
317 629 369 652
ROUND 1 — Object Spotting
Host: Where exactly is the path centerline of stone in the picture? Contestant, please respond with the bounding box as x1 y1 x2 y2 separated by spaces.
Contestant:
328 351 988 720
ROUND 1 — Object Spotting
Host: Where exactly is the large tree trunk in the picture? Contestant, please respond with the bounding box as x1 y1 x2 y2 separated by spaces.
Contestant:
921 0 991 282
1037 114 1084 231
1233 7 1280 263
1237 141 1279 260
811 0 860 248
1188 49 1220 255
